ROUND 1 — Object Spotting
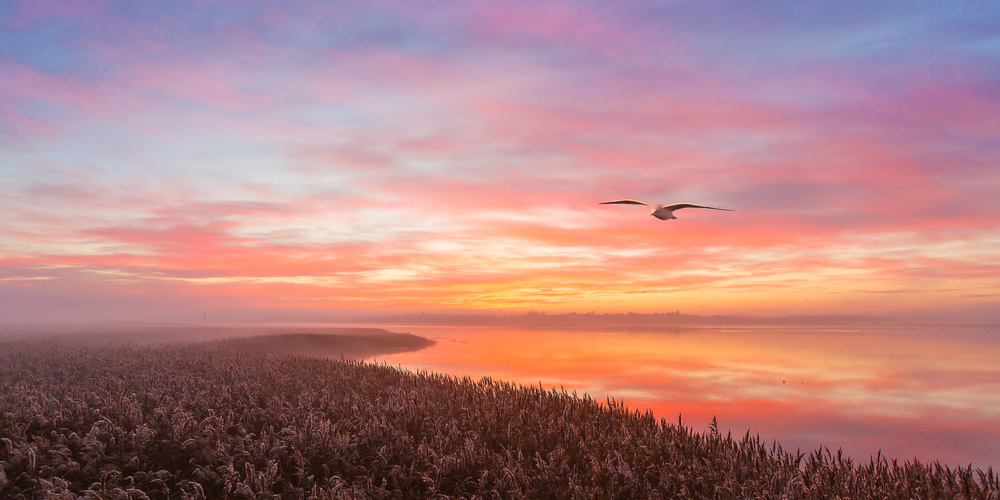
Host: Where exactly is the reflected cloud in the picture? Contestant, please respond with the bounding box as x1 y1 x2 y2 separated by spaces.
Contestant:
373 325 1000 469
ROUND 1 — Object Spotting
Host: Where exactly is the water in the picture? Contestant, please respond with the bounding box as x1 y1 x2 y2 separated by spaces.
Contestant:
365 324 1000 469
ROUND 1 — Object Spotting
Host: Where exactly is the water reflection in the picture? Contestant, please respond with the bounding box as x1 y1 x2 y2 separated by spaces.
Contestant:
369 325 1000 469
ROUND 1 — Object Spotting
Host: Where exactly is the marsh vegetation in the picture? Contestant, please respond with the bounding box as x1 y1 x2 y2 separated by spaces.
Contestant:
1 335 997 498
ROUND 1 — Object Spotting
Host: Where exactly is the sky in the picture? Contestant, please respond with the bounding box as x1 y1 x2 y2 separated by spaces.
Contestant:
2 0 999 324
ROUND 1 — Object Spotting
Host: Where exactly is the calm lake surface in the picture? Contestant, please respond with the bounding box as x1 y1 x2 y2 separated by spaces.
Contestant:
363 324 1000 469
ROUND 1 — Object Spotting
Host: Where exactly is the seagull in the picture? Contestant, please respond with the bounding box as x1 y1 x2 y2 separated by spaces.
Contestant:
599 200 734 220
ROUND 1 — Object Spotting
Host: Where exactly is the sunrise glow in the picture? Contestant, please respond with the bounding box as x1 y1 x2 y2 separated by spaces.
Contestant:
2 1 999 323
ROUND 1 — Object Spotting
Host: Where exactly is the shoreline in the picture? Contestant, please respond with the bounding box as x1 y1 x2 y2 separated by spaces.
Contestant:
2 338 996 498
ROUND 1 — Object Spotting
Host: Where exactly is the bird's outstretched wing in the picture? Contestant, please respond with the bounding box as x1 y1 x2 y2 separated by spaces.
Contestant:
664 203 734 211
599 199 653 207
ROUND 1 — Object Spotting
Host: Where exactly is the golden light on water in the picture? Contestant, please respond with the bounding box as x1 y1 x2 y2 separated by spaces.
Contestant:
371 324 1000 468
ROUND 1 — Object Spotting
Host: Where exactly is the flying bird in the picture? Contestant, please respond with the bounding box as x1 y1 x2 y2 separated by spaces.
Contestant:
599 200 734 220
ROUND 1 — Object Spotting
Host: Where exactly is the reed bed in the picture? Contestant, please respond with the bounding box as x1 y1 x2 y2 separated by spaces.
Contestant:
1 337 997 499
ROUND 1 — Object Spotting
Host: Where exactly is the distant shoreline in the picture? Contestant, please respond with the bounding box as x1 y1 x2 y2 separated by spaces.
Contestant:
0 325 437 360
350 311 998 328
4 314 995 340
204 332 437 360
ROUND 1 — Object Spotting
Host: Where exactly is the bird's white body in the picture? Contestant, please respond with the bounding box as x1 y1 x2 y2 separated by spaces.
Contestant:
599 200 734 220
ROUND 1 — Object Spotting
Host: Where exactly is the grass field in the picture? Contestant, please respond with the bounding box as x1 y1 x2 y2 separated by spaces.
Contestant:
1 334 997 498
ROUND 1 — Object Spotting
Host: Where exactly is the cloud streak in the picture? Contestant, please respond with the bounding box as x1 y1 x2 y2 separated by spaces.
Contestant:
2 0 999 322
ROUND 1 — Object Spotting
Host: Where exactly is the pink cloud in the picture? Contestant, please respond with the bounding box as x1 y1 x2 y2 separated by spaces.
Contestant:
2 0 998 321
